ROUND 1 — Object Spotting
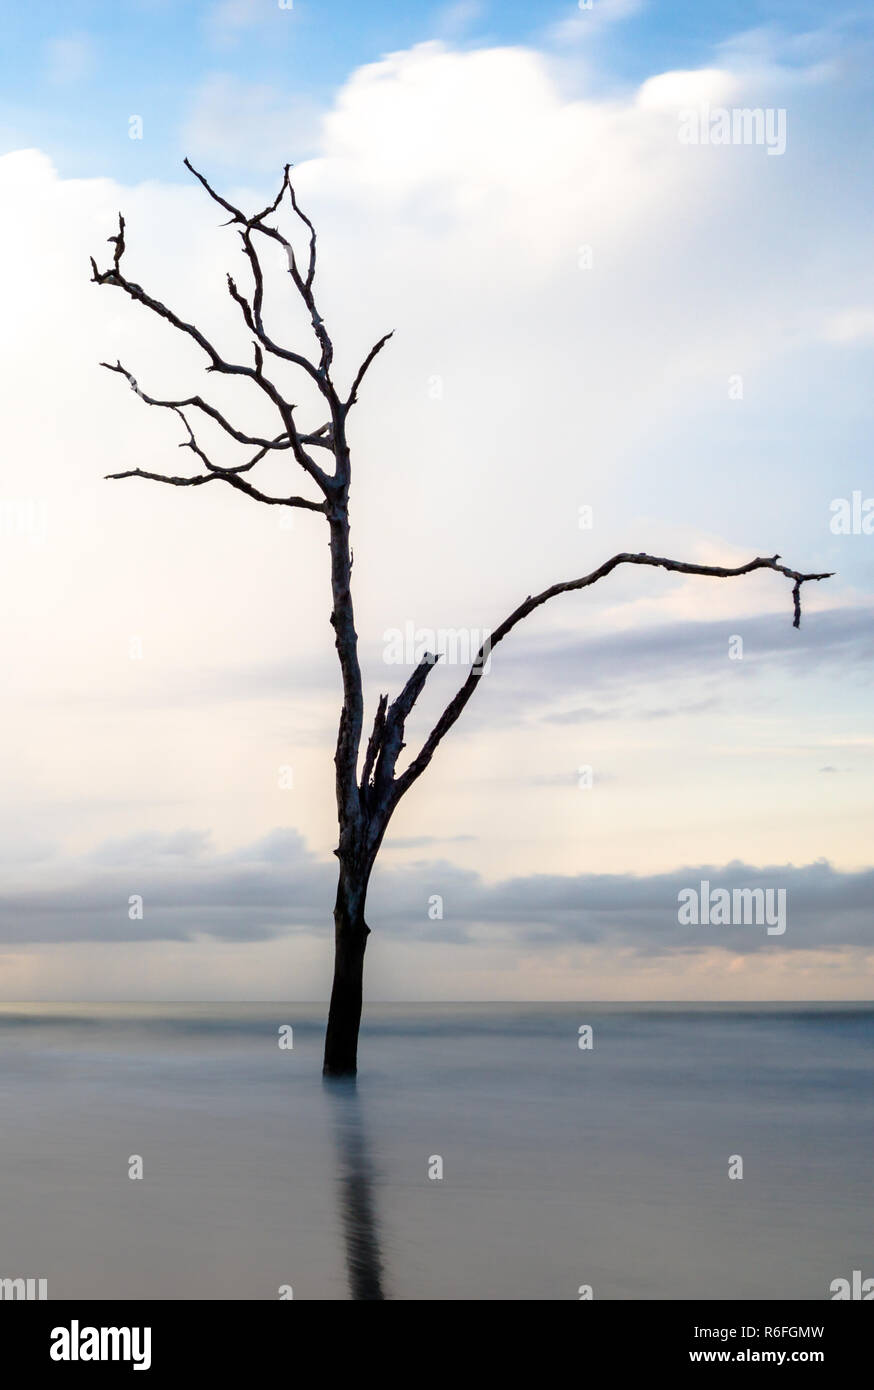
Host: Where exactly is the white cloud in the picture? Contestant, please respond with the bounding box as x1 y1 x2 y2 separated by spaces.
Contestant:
636 68 740 110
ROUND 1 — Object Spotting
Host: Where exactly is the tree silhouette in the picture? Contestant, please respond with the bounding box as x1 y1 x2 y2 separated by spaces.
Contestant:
91 162 832 1075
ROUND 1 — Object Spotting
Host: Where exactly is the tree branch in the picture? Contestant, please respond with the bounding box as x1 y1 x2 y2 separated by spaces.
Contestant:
390 551 834 805
91 214 332 494
360 694 389 802
347 332 394 410
226 260 325 389
104 464 326 510
100 360 296 458
367 654 440 805
184 158 334 380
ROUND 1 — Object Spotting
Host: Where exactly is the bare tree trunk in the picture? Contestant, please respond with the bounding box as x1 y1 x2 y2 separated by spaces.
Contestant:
323 865 371 1077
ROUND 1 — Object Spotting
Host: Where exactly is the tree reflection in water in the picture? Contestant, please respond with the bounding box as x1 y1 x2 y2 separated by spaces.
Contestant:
324 1078 386 1300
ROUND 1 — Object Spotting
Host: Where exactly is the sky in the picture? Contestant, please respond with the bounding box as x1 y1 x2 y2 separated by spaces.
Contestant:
0 0 872 1000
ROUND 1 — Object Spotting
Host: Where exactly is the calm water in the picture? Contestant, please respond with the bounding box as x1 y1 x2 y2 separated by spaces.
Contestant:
0 1003 870 1300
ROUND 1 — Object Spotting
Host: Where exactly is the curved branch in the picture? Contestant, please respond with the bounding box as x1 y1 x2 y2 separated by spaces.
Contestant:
347 332 394 410
285 177 318 290
104 465 326 510
390 550 834 805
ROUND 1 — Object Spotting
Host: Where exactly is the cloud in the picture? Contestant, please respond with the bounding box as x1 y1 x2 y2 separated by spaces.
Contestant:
541 697 719 725
0 829 333 945
204 0 291 49
441 603 872 732
1 830 871 961
823 309 874 344
44 34 95 85
636 68 740 110
181 74 322 170
548 0 646 47
32 599 864 746
434 1 484 41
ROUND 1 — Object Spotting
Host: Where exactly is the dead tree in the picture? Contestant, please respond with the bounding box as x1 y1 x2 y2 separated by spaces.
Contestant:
91 162 833 1076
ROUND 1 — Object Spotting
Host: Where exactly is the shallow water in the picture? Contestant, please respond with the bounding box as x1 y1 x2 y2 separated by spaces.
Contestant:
0 1002 870 1299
